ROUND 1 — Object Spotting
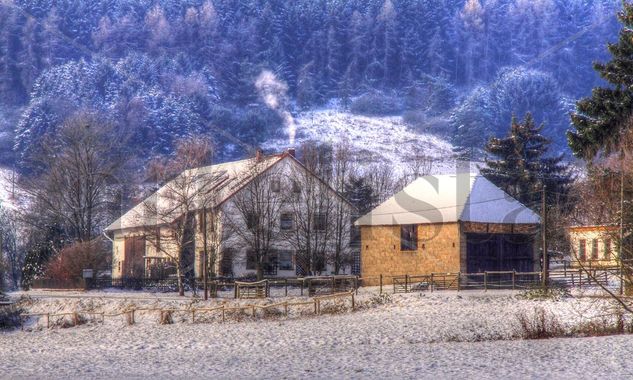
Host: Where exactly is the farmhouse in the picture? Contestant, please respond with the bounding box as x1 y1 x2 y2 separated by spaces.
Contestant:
355 173 540 284
567 225 619 268
105 149 358 280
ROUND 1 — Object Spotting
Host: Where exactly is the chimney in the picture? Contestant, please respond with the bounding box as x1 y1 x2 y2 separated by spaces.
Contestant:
255 148 263 161
287 147 296 157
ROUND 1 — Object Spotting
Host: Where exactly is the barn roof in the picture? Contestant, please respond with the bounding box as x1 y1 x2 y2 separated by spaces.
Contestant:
355 173 540 226
105 153 285 232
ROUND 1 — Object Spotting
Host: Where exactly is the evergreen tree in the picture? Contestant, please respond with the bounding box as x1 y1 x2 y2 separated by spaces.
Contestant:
344 175 379 215
481 113 572 210
569 2 633 159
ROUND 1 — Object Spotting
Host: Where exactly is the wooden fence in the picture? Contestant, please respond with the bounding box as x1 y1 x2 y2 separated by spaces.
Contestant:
361 268 619 294
19 291 356 330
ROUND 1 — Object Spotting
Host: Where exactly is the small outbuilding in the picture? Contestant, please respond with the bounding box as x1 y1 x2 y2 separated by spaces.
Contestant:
567 225 619 268
355 173 540 284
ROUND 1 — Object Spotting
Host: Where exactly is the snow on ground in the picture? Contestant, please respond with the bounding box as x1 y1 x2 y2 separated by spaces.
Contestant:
264 109 479 175
2 290 631 378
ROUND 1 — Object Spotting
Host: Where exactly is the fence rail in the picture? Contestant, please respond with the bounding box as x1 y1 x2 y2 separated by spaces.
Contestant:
19 291 356 330
364 268 623 294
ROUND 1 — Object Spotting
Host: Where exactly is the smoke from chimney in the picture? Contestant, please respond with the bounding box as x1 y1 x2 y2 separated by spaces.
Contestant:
255 70 296 146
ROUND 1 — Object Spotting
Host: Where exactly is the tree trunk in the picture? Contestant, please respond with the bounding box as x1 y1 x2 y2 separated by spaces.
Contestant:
176 262 185 296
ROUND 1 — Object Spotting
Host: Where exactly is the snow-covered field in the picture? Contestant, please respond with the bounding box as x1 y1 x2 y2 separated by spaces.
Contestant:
2 290 632 378
264 109 479 175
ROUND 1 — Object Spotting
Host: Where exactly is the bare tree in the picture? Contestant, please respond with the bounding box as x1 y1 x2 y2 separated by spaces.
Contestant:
287 143 338 276
365 162 398 204
329 142 357 274
0 207 21 289
224 159 285 280
19 112 126 243
141 137 218 296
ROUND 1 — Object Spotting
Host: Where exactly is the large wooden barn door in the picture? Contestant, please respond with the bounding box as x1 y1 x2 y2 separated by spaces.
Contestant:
123 236 146 278
466 233 534 273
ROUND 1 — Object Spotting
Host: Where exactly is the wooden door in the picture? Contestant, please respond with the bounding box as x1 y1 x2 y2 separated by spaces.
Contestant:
123 236 146 278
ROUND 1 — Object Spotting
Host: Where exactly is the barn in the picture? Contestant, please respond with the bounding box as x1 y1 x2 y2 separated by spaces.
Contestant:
355 173 541 284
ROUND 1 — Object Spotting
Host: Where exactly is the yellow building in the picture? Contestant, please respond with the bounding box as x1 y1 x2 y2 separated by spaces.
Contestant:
355 173 541 285
567 225 619 268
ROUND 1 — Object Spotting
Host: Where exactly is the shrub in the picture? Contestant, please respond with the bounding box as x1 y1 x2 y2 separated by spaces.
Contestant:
403 111 451 136
44 239 110 283
517 286 571 301
516 307 565 339
0 305 23 330
160 310 174 325
350 92 403 116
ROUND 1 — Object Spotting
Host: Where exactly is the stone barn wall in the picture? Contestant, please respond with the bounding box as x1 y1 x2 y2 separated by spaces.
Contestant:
360 222 462 285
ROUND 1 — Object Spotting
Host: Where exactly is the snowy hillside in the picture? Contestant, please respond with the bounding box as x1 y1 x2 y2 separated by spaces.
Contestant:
264 109 478 175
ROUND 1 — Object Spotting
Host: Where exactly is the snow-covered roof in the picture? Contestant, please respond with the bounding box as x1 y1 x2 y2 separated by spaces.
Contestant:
105 153 286 232
355 173 540 226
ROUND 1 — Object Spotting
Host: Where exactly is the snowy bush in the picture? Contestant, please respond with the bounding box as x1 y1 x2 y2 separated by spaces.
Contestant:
350 92 403 116
516 307 565 339
0 304 23 330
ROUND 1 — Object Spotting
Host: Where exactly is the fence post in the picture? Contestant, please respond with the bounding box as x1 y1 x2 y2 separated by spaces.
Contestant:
484 272 488 292
46 313 50 329
354 276 359 295
457 272 461 292
512 271 516 290
379 274 383 295
301 279 304 296
331 276 335 294
405 274 409 293
234 283 238 299
579 269 582 289
430 273 434 292
285 279 288 297
351 293 355 310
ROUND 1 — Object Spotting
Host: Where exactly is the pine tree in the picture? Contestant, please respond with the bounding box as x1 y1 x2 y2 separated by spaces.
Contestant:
569 2 633 159
481 113 572 210
344 175 379 215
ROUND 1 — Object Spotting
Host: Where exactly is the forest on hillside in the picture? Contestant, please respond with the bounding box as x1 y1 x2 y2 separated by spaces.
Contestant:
0 0 622 170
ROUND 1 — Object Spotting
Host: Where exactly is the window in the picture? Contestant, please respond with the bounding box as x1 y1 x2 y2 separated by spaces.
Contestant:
313 213 327 231
270 178 281 193
246 250 256 270
292 180 301 194
604 239 612 260
246 212 257 230
278 250 294 271
578 239 586 261
401 224 418 251
591 239 599 260
263 251 278 276
280 213 294 230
